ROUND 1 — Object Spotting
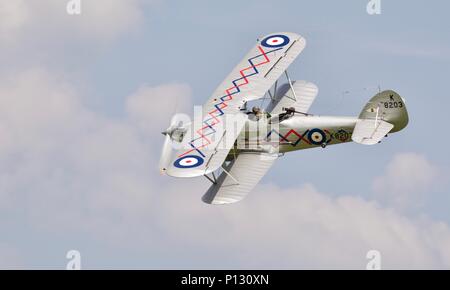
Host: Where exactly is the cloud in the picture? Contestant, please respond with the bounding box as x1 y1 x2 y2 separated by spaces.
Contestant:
1 69 450 269
0 68 160 216
59 0 145 40
372 152 438 209
0 0 151 44
126 83 193 133
155 183 450 269
0 0 29 42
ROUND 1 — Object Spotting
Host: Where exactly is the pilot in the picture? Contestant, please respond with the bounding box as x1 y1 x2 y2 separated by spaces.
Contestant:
248 106 271 121
252 106 262 117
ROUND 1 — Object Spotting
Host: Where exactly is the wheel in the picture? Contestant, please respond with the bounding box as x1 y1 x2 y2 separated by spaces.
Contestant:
321 143 327 148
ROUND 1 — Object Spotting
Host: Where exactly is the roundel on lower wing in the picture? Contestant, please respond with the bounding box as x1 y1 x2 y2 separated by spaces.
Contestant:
308 129 326 145
261 34 290 48
173 155 204 169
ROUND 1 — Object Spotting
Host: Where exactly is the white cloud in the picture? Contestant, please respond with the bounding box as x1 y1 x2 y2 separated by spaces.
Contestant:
126 83 193 133
1 69 450 269
0 0 151 44
372 152 438 209
156 183 450 269
62 0 145 40
0 68 158 216
0 0 29 42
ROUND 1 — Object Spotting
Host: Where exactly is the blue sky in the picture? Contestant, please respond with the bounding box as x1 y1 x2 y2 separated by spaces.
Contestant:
0 0 450 269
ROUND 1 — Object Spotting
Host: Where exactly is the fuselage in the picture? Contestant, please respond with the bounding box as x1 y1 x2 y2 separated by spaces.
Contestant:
233 114 359 155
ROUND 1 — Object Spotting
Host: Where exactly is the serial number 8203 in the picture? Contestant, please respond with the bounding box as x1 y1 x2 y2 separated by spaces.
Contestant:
384 101 403 109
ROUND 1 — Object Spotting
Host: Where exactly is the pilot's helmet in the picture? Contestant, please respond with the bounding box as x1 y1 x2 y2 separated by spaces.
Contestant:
252 106 261 114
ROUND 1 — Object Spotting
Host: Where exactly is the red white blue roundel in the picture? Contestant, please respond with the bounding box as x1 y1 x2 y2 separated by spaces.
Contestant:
308 129 326 145
174 155 204 168
261 34 290 48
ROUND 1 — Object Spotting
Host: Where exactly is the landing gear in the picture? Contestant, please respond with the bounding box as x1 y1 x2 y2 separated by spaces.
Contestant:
321 142 327 148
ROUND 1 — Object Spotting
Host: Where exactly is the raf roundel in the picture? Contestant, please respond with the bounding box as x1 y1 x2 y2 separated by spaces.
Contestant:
174 155 204 169
261 34 290 48
308 129 326 145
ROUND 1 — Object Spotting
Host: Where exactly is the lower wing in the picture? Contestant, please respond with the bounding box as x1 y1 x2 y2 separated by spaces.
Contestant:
202 153 278 205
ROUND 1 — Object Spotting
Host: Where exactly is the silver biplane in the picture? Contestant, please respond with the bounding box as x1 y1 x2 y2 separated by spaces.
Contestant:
160 32 409 205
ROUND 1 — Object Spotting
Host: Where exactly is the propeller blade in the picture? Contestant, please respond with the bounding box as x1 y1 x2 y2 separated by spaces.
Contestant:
159 113 186 173
159 133 172 173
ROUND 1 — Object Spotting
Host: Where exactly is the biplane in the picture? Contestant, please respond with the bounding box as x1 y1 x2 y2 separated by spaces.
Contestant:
159 32 409 205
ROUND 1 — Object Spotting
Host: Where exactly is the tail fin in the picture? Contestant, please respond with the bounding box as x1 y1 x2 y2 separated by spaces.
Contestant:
358 90 409 133
352 90 409 145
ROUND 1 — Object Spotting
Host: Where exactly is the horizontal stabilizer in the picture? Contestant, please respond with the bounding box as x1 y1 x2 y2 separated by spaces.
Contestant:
352 119 394 145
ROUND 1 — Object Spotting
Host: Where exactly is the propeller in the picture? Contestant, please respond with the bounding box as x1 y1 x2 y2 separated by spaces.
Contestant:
159 115 186 173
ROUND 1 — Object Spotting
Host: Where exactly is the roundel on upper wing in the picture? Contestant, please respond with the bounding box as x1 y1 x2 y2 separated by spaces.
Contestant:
308 129 326 145
173 155 204 169
261 34 290 48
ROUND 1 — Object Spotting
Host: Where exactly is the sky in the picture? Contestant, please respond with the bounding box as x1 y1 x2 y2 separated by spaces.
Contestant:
0 0 450 269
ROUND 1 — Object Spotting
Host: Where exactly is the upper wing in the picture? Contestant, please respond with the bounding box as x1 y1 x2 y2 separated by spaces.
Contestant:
266 80 318 115
202 153 278 205
352 119 394 145
166 32 305 178
202 32 306 115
